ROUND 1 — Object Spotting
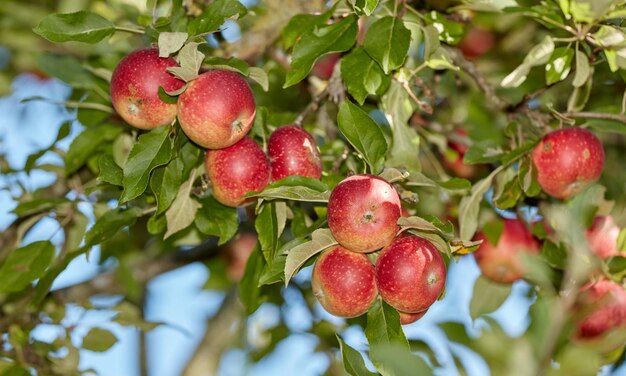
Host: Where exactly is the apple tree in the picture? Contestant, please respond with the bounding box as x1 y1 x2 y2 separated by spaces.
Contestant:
1 0 626 374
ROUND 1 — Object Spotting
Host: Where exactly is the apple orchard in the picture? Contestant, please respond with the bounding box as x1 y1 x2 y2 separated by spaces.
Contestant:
2 0 626 375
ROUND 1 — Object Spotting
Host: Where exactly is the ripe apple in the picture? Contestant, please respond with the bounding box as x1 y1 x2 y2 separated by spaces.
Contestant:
327 174 401 253
457 27 496 60
267 125 322 181
574 279 626 341
399 309 428 325
375 235 447 313
311 53 340 80
178 69 256 149
473 219 540 284
205 136 270 207
110 48 184 129
531 128 604 199
585 216 624 259
443 129 478 179
222 232 257 282
311 245 378 318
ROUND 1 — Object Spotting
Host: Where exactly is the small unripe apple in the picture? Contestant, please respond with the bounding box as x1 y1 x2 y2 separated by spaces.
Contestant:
178 69 256 149
205 136 270 207
399 309 428 325
327 174 401 253
222 232 257 282
267 125 322 181
531 128 604 199
585 216 624 259
311 53 340 80
473 219 540 284
574 279 626 341
375 235 447 313
458 28 496 60
110 48 184 129
311 245 378 318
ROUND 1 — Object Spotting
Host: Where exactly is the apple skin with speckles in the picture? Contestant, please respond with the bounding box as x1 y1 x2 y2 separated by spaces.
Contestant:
205 136 270 207
327 174 402 253
178 69 256 149
110 48 184 129
574 280 626 345
375 235 447 313
531 128 604 199
311 245 378 318
473 219 540 284
399 308 428 325
268 125 322 181
585 216 624 259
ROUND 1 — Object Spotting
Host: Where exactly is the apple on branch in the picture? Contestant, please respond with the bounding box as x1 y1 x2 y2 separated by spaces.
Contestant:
268 125 322 181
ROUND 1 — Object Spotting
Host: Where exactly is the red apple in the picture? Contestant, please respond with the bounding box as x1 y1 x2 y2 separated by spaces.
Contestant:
311 53 340 80
531 128 604 199
205 136 270 207
110 48 184 129
267 125 322 181
327 174 401 253
443 129 478 179
222 232 257 282
311 245 378 318
574 280 626 341
375 235 447 313
473 219 540 284
585 216 624 259
399 308 428 325
178 69 256 149
458 27 496 60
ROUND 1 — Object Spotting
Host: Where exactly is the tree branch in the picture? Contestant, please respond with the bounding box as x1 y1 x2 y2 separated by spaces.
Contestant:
562 111 626 124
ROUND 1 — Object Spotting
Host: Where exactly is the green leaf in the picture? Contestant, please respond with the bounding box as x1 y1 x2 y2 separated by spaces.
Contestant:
458 166 502 240
366 299 411 375
255 201 287 264
463 139 503 164
85 208 141 247
12 198 69 217
248 67 269 92
195 197 239 245
284 228 337 285
337 101 388 174
239 245 266 314
82 328 118 352
381 79 414 128
249 176 330 202
33 11 115 44
501 36 554 88
591 25 626 47
363 16 411 74
98 155 123 186
203 56 249 76
336 334 377 376
545 47 574 85
567 72 592 112
0 241 55 293
284 15 358 87
493 167 522 210
423 25 440 61
167 42 205 82
425 11 464 44
470 276 513 319
369 342 432 376
570 0 616 23
282 12 332 50
164 168 202 239
66 124 122 175
158 31 188 57
120 126 173 203
341 47 391 105
425 47 459 71
187 0 247 36
349 0 379 16
573 49 590 87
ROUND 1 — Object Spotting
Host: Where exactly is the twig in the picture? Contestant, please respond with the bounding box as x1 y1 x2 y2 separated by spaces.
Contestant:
562 111 626 124
114 26 145 35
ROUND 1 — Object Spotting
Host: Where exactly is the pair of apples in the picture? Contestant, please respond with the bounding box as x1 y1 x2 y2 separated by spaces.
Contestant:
109 48 322 207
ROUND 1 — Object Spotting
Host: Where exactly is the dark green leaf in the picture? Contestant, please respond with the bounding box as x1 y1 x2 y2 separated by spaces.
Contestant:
369 342 431 376
259 238 306 286
120 126 173 203
187 0 247 36
284 229 337 285
493 167 522 210
33 11 115 44
469 276 512 319
437 177 471 191
363 16 411 74
282 13 329 50
249 176 330 202
84 208 141 247
463 139 503 165
458 166 502 240
365 299 410 375
255 202 281 264
341 47 391 105
337 101 388 174
336 334 377 376
284 15 358 87
425 11 464 44
545 47 574 85
204 56 249 75
195 197 239 245
349 0 379 16
98 155 123 186
164 168 202 239
608 256 626 276
82 328 118 352
239 245 266 315
66 124 122 175
0 241 55 293
12 198 68 217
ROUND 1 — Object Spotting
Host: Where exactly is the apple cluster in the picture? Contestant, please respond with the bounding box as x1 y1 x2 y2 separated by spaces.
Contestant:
312 174 447 324
110 48 323 207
